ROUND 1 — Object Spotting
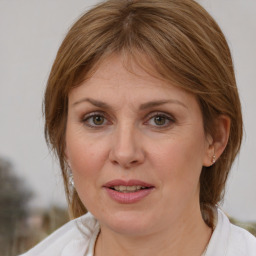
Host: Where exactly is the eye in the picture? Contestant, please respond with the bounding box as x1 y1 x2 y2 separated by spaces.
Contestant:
153 116 167 126
82 112 109 128
91 115 105 125
146 112 174 128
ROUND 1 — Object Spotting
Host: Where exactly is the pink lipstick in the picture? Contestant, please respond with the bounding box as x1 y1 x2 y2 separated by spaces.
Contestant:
103 179 155 204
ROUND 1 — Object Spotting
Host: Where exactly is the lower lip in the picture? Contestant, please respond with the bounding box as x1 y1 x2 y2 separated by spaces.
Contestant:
104 187 154 204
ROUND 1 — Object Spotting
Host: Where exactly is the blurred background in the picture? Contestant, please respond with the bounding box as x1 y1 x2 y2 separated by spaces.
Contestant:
0 0 255 255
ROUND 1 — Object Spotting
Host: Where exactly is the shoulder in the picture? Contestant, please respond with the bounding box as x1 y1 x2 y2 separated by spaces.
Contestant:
19 212 100 256
206 208 256 256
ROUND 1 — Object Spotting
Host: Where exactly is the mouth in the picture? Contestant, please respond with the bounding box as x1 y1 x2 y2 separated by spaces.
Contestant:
103 179 154 192
103 179 154 203
110 185 150 193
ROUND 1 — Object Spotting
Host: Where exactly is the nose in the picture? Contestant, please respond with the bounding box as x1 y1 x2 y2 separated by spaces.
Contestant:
109 124 145 169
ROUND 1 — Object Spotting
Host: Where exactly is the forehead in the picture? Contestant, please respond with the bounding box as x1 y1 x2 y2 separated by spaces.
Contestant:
73 55 171 91
77 53 185 95
89 54 164 84
68 55 200 113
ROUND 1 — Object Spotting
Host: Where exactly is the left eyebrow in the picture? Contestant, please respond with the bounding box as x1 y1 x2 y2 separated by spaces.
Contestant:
139 100 188 110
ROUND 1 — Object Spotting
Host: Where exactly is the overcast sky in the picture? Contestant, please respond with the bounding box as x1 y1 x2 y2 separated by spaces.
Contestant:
0 0 255 221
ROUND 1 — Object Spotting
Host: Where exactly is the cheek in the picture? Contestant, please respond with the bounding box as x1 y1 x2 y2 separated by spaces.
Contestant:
68 142 105 176
65 128 109 180
65 135 109 209
151 134 205 187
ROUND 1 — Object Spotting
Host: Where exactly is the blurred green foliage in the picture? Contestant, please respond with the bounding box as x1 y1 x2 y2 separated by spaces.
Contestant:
0 156 70 255
229 217 256 237
0 157 33 256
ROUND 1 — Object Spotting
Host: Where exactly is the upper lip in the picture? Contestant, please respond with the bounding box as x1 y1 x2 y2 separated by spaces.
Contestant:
103 179 154 188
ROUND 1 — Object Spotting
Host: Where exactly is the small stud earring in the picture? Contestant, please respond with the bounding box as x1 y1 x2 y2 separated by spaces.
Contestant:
212 155 216 165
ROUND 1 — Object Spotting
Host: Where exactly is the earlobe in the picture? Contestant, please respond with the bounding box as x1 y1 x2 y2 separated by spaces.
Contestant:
203 115 230 167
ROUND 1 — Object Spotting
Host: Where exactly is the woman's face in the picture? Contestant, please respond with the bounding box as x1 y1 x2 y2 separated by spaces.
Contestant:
66 55 212 236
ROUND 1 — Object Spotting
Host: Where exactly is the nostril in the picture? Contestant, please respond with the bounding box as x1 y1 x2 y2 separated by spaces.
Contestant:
112 160 119 165
110 158 140 169
108 141 145 168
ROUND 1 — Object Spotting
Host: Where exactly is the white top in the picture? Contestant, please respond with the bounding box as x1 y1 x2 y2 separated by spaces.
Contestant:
20 209 256 256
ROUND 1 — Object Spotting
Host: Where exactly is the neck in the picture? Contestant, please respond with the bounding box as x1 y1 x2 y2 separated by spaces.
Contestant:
94 206 212 256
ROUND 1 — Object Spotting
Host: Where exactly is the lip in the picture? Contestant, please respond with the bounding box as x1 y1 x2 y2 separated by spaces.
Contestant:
103 179 155 204
104 179 154 188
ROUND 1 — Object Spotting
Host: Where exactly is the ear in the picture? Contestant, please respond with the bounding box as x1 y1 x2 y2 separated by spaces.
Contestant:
203 115 230 167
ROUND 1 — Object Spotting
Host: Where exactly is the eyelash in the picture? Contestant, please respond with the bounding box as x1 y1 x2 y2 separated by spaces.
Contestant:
81 111 175 129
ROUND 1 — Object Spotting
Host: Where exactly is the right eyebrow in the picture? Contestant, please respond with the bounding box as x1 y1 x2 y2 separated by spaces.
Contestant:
72 98 113 110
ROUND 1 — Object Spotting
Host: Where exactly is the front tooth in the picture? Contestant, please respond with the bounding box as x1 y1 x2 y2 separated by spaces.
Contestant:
113 185 126 191
112 185 146 192
119 185 126 192
127 186 137 191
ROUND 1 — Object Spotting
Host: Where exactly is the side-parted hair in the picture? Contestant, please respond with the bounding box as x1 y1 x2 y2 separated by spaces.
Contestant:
44 0 242 227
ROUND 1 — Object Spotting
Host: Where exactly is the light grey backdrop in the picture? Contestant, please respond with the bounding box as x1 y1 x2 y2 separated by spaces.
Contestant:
0 0 255 221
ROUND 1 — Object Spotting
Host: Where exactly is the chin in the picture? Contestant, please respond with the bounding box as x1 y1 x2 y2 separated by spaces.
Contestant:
98 209 157 236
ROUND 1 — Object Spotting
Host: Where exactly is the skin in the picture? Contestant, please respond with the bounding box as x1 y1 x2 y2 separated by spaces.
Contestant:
65 55 228 256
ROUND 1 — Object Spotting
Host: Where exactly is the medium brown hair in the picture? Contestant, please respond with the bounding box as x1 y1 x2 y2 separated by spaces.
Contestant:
44 0 243 227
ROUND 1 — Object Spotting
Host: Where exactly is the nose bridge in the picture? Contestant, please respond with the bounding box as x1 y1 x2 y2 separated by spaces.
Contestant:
117 122 136 152
109 121 144 168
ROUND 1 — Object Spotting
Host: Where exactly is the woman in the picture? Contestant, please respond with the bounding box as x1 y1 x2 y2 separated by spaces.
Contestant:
21 0 256 255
